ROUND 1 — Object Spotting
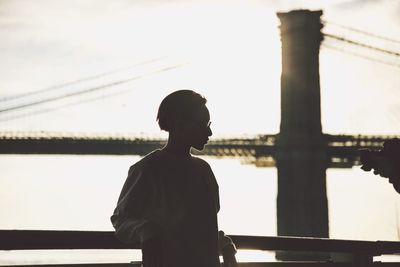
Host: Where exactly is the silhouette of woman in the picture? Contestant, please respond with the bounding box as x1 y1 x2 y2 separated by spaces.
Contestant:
111 90 220 267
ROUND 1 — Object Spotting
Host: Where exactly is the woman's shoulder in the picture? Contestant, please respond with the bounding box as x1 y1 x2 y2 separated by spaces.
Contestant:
191 156 212 171
130 149 164 170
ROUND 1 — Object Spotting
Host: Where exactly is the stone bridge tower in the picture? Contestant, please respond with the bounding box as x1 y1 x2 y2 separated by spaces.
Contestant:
275 9 329 260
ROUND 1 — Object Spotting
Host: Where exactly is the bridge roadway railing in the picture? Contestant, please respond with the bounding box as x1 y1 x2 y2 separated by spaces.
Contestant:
0 131 277 157
1 230 400 267
1 131 400 168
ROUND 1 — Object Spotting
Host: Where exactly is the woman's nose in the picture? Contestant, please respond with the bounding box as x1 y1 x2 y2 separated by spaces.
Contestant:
207 127 212 137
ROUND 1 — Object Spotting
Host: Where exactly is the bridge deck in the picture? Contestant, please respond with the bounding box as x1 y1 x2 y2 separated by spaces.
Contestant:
1 131 399 168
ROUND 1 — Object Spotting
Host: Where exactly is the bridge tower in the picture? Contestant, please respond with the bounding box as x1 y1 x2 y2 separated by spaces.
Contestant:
275 10 329 259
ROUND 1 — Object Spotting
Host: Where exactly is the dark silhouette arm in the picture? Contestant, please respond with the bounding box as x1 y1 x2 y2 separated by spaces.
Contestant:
111 164 160 244
142 236 163 267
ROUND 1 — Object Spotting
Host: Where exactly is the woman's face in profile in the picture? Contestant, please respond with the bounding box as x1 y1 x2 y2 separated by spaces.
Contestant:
182 106 212 151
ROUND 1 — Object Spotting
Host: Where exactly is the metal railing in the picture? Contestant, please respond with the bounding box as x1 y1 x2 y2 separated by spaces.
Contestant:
2 230 400 266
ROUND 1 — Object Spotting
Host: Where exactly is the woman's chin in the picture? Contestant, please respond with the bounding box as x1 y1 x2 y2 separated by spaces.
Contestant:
192 143 206 151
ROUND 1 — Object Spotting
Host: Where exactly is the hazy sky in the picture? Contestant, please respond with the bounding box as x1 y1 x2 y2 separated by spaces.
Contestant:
1 3 400 263
0 0 399 135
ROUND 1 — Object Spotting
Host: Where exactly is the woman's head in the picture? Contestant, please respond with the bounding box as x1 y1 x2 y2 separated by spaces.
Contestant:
157 90 212 150
157 90 207 132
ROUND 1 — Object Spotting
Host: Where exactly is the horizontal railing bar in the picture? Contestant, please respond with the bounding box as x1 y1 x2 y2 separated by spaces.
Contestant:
229 235 400 255
0 230 131 250
0 264 141 267
2 230 400 256
3 262 400 267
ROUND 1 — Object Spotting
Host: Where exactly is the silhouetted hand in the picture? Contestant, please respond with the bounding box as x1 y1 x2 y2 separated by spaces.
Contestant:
388 176 400 194
360 139 400 194
365 158 400 194
218 230 237 267
142 236 163 267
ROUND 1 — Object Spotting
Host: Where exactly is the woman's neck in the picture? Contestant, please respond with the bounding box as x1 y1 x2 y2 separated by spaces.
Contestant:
163 137 191 158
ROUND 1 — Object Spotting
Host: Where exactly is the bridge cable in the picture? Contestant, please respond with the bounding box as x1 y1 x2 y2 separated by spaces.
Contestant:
322 34 400 107
323 33 400 57
322 20 400 45
321 43 400 69
0 63 186 122
322 41 400 129
0 58 163 103
0 63 187 115
0 62 190 122
0 85 142 123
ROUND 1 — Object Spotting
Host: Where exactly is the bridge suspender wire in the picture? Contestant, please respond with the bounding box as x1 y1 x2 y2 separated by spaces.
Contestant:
322 39 400 128
0 63 187 115
321 43 400 69
0 58 163 103
0 84 145 122
323 33 400 57
322 20 400 45
0 64 187 122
